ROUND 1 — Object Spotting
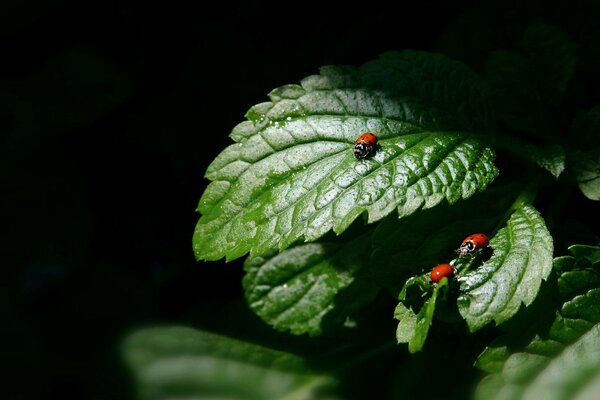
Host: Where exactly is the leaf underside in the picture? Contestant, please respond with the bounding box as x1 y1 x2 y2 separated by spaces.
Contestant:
458 205 553 331
194 51 498 262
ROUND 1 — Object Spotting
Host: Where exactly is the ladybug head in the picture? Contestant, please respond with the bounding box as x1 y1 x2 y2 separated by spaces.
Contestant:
354 142 369 159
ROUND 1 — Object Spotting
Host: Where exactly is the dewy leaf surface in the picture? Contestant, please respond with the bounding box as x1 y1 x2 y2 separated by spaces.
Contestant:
243 229 377 335
458 205 553 331
475 247 600 400
123 327 337 400
193 51 498 261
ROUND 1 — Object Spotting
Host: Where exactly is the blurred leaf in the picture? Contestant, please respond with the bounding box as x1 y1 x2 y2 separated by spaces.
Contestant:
458 205 553 331
123 327 338 400
475 246 600 400
243 230 378 336
193 51 498 262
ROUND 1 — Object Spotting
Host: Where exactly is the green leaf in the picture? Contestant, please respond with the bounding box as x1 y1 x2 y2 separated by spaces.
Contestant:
394 278 448 353
369 182 515 293
458 205 554 331
243 230 378 336
567 106 600 200
568 149 600 201
521 21 577 100
193 51 498 261
531 144 566 179
485 22 576 138
123 327 337 400
475 253 600 400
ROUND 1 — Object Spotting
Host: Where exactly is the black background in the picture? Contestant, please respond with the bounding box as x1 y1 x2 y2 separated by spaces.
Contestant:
2 0 597 398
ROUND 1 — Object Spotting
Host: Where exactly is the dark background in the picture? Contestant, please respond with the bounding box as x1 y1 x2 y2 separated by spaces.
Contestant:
2 0 596 398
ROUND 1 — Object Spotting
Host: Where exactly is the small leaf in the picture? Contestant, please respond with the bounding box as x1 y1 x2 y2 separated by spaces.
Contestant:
531 144 566 179
395 278 448 353
475 254 600 400
394 302 417 343
458 205 554 331
123 327 337 400
193 51 498 261
243 230 378 336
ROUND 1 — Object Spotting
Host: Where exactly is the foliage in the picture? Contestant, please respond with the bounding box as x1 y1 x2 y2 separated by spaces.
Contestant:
125 8 600 400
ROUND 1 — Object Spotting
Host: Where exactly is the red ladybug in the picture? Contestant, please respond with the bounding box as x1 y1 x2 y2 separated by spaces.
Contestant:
353 132 379 159
430 263 454 283
457 233 489 257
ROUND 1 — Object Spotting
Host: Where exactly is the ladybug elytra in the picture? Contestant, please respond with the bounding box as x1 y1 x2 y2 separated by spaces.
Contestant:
457 233 489 257
430 263 454 283
353 132 379 159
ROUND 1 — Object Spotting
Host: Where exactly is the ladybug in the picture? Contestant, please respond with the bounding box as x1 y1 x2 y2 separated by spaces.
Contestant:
457 233 489 257
353 132 379 159
430 263 454 283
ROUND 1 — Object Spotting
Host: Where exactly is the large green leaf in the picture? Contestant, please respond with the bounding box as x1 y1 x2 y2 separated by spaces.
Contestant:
458 205 553 331
123 327 337 400
193 51 498 261
243 229 378 336
475 246 600 400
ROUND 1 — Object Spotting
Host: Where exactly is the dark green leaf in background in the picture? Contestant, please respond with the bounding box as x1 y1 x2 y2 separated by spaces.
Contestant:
568 106 600 201
485 22 576 138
